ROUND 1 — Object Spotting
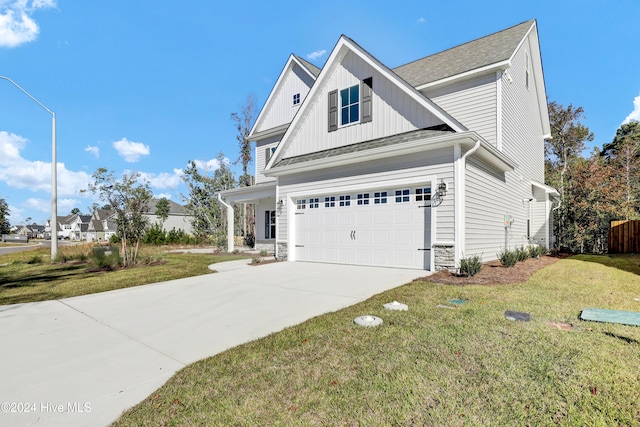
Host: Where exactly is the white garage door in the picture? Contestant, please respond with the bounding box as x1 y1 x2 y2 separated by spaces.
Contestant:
295 186 431 270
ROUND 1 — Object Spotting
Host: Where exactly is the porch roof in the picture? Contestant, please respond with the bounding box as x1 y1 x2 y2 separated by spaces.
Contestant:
219 181 276 203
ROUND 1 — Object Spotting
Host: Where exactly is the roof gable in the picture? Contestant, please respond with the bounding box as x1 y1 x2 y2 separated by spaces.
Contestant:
267 36 466 168
250 55 318 138
393 20 535 88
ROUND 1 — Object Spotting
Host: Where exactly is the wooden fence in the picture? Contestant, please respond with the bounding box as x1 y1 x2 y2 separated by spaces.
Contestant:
609 220 640 253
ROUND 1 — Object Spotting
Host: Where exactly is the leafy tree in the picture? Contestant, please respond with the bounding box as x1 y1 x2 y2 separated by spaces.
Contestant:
84 168 152 267
71 207 81 215
0 197 10 234
231 95 256 243
182 153 236 248
545 101 594 249
155 197 171 229
601 121 640 219
231 95 256 188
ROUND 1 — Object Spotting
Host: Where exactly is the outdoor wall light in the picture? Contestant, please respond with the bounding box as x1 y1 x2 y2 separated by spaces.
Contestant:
436 182 447 197
277 199 284 208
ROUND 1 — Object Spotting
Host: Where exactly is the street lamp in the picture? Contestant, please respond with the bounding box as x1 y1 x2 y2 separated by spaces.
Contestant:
0 76 57 260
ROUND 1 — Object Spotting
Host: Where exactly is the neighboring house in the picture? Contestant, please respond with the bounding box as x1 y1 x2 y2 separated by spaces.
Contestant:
44 219 61 240
70 215 92 241
86 210 117 242
16 224 45 239
144 199 194 234
220 20 558 272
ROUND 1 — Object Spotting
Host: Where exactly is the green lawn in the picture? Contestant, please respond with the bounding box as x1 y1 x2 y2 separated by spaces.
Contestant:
0 245 251 306
113 255 640 426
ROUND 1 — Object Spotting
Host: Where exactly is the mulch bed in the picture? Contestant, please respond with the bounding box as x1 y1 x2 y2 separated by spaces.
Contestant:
419 255 565 285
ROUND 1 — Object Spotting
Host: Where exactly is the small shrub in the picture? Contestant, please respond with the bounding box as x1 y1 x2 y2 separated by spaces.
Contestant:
251 256 262 264
497 248 518 268
26 255 43 264
259 250 268 257
459 254 482 277
528 245 547 259
515 246 529 262
232 249 240 255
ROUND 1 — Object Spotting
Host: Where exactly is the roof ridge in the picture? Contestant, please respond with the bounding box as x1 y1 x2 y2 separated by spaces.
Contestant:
394 19 534 70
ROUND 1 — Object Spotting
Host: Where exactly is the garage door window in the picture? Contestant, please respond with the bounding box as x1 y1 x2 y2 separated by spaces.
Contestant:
309 198 320 209
357 193 370 205
416 187 431 201
297 199 306 210
374 191 388 204
339 195 351 207
324 196 336 207
395 189 410 203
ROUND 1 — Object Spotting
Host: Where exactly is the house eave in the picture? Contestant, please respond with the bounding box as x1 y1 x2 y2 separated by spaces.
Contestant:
219 181 277 203
265 131 515 177
415 60 511 91
249 123 289 142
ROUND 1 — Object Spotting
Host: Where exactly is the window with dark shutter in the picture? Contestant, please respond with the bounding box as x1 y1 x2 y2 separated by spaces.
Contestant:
328 89 338 132
361 77 372 123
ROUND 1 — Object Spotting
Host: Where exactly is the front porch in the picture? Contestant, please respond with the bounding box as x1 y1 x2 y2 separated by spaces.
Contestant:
219 181 277 253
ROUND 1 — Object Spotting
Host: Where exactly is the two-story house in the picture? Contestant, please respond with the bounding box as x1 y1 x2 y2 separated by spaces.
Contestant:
86 209 117 242
220 20 558 271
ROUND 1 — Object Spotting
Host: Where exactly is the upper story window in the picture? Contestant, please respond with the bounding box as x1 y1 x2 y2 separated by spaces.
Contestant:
293 93 300 105
328 77 372 132
265 146 276 164
340 84 360 125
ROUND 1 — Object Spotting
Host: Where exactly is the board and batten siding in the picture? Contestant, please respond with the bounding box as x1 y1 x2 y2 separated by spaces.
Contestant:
425 74 498 147
255 135 281 184
254 63 314 134
275 148 456 252
281 51 446 159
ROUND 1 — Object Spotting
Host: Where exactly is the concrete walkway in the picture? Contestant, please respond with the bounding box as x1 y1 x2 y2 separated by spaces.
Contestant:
0 260 426 427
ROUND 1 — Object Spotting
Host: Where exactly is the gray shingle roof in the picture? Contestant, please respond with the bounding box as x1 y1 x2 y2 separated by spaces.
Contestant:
273 127 454 168
145 198 188 215
392 20 534 87
294 55 321 77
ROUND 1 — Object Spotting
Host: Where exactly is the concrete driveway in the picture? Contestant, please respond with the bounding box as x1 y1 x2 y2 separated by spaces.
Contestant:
0 260 425 427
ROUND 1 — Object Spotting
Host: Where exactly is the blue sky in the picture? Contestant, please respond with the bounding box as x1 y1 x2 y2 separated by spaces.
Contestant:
1 0 639 225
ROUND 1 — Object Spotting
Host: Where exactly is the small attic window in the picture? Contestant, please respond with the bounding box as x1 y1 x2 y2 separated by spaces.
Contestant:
293 93 300 105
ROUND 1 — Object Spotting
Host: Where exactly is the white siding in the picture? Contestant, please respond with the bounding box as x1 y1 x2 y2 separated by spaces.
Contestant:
254 63 314 134
501 33 545 184
255 135 280 184
426 75 498 147
147 214 193 234
281 51 446 159
275 148 455 260
462 31 549 261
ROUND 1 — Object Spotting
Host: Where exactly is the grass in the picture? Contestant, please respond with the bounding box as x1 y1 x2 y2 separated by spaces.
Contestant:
113 254 640 426
0 244 251 305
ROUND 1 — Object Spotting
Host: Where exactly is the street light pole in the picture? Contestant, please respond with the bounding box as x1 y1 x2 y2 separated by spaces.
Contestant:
0 76 58 260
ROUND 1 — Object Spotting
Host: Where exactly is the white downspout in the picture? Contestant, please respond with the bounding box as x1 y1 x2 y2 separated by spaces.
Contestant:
217 194 234 252
454 140 481 268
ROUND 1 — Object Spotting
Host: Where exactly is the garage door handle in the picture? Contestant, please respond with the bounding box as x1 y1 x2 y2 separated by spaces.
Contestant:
350 230 356 240
418 248 431 251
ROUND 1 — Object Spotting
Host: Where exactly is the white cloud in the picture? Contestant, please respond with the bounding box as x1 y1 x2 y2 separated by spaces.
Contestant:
23 197 79 215
85 145 99 158
0 0 56 48
113 137 150 162
139 168 183 189
623 93 640 124
0 130 91 196
154 193 172 200
193 158 222 171
306 49 326 61
417 17 425 24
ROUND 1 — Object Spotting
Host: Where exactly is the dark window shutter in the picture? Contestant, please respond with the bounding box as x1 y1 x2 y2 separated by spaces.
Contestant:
361 77 373 123
265 147 271 164
328 89 338 132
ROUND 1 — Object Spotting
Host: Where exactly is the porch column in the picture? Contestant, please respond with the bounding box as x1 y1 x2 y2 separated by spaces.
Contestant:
217 194 235 252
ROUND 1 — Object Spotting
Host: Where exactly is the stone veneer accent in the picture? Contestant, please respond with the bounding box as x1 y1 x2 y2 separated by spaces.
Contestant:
255 240 275 253
433 243 455 271
276 242 288 261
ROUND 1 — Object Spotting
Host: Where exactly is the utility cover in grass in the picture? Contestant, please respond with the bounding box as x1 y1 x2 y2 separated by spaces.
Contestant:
580 308 640 327
504 310 531 322
447 299 466 305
